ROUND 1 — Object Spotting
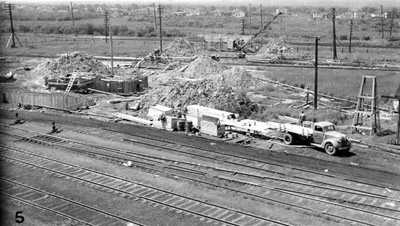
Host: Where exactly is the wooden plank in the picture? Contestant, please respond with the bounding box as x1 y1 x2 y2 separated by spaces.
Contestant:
87 88 124 96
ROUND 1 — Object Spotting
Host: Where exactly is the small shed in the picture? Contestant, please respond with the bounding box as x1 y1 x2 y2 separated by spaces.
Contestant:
201 115 225 137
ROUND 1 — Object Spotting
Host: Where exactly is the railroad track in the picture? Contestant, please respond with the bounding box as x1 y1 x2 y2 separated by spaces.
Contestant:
2 124 400 226
0 177 139 226
88 126 400 190
0 144 292 226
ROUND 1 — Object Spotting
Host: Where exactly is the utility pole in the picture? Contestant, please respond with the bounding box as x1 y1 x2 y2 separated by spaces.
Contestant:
70 2 74 26
158 5 163 53
332 8 337 60
7 4 15 48
5 4 22 48
390 9 394 37
314 36 320 110
349 19 353 53
110 27 114 77
260 4 263 29
249 4 252 35
381 5 384 39
153 3 157 29
240 18 245 35
103 11 109 43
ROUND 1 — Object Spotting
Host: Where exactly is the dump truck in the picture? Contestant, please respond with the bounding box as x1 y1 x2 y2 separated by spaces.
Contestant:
279 121 352 155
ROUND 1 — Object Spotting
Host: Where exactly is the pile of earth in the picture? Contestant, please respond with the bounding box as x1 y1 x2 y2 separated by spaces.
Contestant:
156 57 260 89
163 38 205 56
28 52 110 87
219 66 260 88
183 55 227 79
139 79 256 117
255 38 308 60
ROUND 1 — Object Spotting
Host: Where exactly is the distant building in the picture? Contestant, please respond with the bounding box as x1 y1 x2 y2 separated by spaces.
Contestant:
132 7 152 15
96 7 104 13
276 8 288 15
232 9 245 18
174 9 186 16
213 9 222 17
310 10 323 19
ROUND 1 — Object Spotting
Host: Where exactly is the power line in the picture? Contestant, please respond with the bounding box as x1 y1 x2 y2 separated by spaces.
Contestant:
158 5 163 53
314 36 320 110
5 3 22 48
381 5 384 39
332 8 337 60
70 2 74 26
349 19 353 53
153 3 157 30
389 8 394 37
103 11 110 43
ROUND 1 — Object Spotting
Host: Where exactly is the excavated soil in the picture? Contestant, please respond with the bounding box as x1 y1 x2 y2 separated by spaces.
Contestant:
163 38 206 56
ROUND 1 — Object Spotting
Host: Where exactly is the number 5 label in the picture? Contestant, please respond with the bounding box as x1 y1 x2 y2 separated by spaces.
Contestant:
15 211 24 223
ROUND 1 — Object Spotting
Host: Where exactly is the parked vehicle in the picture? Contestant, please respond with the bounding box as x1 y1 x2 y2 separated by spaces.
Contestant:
280 121 352 155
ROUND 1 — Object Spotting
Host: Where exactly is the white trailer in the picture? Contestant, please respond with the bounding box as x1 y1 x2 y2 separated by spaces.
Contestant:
186 105 239 128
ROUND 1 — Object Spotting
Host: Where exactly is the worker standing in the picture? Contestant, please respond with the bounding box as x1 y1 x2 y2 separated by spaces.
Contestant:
305 87 310 103
51 121 58 133
299 111 306 126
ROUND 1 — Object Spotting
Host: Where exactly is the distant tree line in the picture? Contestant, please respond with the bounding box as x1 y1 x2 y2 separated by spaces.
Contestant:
11 23 185 37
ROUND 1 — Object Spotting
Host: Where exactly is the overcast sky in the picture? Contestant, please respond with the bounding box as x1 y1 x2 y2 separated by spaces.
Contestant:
7 0 400 7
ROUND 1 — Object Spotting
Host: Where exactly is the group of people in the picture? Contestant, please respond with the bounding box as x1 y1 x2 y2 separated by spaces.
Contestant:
149 48 161 64
233 38 245 51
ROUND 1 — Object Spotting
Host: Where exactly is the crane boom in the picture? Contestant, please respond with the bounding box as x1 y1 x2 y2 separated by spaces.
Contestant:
242 12 283 49
254 12 283 39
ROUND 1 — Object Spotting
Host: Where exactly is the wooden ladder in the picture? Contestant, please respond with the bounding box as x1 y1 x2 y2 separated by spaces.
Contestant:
352 76 381 136
65 73 78 92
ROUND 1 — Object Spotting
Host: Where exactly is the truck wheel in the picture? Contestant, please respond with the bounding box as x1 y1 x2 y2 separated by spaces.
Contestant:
324 142 337 155
283 133 294 145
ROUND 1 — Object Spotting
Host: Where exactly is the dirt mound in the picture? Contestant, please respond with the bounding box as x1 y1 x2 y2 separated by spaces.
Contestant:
31 52 110 79
255 38 307 60
183 56 227 79
140 79 254 115
157 59 259 89
163 38 205 56
220 66 260 88
26 52 110 89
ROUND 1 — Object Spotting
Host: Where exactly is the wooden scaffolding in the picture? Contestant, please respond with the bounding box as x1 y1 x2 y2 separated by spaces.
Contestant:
352 76 381 136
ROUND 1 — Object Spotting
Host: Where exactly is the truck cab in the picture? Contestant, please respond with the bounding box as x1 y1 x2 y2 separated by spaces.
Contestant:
310 122 351 155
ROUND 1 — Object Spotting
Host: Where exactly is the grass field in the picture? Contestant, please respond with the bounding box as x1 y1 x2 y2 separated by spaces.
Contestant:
256 67 399 102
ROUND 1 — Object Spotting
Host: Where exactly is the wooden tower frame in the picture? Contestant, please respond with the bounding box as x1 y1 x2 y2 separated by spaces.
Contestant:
352 76 381 136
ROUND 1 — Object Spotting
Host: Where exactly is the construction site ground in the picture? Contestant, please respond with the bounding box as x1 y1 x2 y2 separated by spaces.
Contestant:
1 109 400 225
1 40 400 225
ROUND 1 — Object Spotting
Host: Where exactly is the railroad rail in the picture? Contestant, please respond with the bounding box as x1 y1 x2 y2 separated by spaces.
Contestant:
97 127 400 190
0 144 292 226
1 124 400 226
0 177 139 226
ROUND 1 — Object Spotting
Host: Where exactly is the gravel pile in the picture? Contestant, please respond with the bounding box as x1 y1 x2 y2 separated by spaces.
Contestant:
219 66 260 88
163 38 205 56
31 52 110 80
158 57 260 89
140 79 254 115
183 55 227 79
26 52 110 89
255 38 307 60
